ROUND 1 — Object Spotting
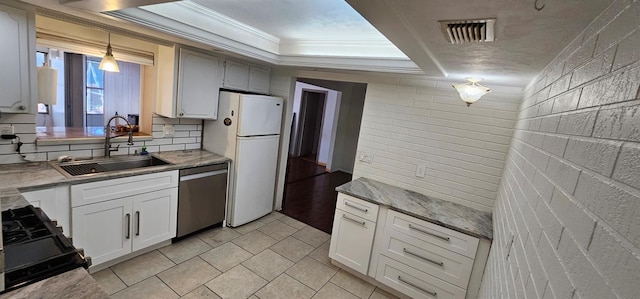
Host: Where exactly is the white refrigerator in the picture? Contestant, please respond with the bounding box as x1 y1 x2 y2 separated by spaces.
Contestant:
203 91 283 227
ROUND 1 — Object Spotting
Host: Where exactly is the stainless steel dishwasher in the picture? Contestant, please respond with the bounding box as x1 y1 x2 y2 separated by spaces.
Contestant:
177 163 228 238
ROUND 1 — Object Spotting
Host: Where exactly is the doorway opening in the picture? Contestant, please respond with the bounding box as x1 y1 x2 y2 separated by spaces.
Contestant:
297 90 326 165
281 79 367 233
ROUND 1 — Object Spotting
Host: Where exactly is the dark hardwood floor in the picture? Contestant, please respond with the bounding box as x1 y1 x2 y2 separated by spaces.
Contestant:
285 155 327 184
282 157 352 234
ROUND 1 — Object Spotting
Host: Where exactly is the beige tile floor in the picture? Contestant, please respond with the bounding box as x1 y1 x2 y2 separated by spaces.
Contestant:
91 212 399 299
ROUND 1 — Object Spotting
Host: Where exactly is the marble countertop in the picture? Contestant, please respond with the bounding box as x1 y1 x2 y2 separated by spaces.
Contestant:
0 149 229 192
336 178 493 240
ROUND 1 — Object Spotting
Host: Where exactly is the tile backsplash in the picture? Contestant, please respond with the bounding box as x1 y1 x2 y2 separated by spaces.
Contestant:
0 114 201 164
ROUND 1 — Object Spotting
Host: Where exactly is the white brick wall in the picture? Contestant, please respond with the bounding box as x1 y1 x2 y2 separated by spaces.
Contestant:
352 83 521 211
479 1 640 298
0 114 201 163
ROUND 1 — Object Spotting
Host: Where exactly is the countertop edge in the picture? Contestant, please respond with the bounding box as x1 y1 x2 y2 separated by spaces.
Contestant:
336 179 493 241
2 150 231 192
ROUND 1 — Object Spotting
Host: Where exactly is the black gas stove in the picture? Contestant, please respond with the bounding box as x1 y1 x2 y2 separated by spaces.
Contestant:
1 205 90 293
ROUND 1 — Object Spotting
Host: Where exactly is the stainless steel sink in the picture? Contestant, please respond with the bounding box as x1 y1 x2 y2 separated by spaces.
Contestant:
50 155 171 177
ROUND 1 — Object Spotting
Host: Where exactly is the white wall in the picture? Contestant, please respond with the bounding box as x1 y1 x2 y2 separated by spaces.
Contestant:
479 1 640 298
270 70 296 210
353 83 521 212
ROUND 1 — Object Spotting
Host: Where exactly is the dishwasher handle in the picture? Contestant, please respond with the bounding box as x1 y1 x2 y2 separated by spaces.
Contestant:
180 169 228 181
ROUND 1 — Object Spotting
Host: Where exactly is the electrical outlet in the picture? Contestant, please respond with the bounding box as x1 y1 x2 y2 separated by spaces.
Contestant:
163 124 175 137
416 164 426 178
358 151 374 164
0 125 14 136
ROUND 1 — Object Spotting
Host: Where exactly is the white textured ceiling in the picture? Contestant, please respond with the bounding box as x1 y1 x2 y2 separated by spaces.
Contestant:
66 0 614 86
192 0 387 40
347 0 614 86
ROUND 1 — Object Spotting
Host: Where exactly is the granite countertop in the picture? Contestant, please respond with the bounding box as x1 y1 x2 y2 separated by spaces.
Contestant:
0 268 108 299
0 190 108 299
336 178 493 240
0 149 228 298
0 149 230 192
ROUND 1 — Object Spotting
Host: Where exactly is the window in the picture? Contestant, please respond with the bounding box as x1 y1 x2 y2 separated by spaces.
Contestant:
85 57 104 115
34 49 141 130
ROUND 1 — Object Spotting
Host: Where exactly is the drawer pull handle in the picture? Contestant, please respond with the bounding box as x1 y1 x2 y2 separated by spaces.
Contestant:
125 213 131 239
403 248 444 266
135 211 141 236
408 224 450 241
398 276 437 297
344 201 368 213
342 215 366 226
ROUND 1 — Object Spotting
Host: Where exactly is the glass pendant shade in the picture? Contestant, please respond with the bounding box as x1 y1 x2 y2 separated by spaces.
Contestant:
99 34 120 73
452 78 491 107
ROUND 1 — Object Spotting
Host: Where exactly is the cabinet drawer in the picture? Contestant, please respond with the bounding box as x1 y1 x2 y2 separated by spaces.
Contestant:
381 229 473 288
386 210 479 258
376 255 466 299
336 193 379 222
329 209 376 275
71 170 179 207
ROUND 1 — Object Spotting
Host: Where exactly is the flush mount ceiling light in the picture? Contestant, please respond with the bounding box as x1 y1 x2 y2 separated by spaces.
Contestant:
99 33 120 72
452 78 491 107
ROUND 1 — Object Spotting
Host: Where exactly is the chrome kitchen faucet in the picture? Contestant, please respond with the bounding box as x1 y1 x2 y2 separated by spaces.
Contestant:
104 115 134 158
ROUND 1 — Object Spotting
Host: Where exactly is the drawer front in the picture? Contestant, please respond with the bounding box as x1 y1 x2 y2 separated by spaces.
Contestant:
336 193 379 222
386 210 479 258
381 229 474 288
376 255 466 299
71 170 179 207
329 209 376 275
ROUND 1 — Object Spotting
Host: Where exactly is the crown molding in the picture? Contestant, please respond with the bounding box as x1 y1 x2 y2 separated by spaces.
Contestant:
106 4 427 74
279 38 408 58
278 55 424 74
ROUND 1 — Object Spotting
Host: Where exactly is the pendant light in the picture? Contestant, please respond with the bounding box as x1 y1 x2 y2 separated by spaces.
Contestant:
452 78 491 107
37 53 58 105
99 33 120 72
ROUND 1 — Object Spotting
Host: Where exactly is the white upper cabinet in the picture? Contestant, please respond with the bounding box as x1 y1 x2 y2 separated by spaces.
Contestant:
222 59 270 94
248 66 270 94
223 60 249 91
156 46 222 119
0 3 35 113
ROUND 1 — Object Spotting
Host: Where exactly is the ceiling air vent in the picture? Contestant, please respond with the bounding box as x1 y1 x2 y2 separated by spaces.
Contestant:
439 19 496 44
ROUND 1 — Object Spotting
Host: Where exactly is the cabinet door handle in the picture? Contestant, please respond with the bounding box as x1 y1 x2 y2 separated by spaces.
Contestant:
344 201 368 213
125 213 131 239
408 224 450 241
135 211 140 236
342 215 366 227
398 276 437 297
403 248 444 266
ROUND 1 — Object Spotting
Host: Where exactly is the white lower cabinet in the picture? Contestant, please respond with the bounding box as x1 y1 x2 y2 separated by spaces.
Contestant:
71 171 179 267
21 185 71 237
131 189 177 251
72 188 177 267
329 209 376 274
72 196 132 266
376 255 466 299
329 192 487 299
